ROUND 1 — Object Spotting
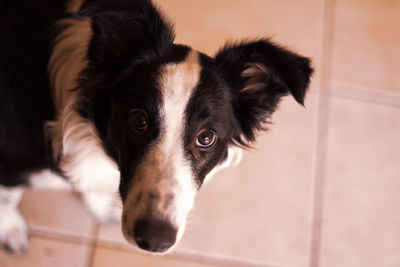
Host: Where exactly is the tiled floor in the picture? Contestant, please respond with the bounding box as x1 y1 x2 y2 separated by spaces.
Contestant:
19 190 96 239
320 97 400 267
0 237 91 267
331 0 400 91
2 0 400 267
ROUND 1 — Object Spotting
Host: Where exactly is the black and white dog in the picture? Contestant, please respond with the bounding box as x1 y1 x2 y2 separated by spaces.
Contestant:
0 0 312 254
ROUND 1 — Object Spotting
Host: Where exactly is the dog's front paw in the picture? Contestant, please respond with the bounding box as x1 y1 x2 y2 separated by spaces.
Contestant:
0 210 29 254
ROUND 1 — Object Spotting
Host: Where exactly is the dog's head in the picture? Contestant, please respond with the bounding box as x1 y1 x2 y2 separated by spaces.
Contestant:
77 0 312 253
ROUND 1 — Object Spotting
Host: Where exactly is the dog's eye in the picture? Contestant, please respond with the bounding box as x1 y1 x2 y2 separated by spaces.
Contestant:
129 110 149 132
196 129 216 148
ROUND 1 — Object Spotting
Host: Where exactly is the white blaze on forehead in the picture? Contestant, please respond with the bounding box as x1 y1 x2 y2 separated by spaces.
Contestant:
159 50 201 154
158 50 201 236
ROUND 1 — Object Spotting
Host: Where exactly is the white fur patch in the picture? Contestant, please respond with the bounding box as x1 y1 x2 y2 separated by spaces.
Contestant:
158 50 201 240
47 16 122 222
29 169 72 191
122 51 202 245
83 191 122 222
48 97 122 222
203 146 243 184
0 186 28 254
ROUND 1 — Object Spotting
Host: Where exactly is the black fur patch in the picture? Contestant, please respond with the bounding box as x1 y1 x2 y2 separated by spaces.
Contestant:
183 53 237 186
0 0 66 186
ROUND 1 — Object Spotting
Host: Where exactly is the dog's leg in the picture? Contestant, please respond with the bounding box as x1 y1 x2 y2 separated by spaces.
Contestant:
0 185 28 254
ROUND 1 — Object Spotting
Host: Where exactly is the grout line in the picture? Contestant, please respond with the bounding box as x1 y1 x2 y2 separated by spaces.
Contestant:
309 81 400 108
95 240 296 267
86 222 100 267
309 93 330 267
168 250 296 267
308 0 336 266
28 224 95 245
28 224 98 267
322 81 400 107
28 223 100 267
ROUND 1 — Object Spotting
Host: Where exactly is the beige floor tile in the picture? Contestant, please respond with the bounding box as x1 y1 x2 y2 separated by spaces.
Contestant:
92 246 233 267
97 222 126 247
19 189 96 239
175 94 318 266
331 0 400 92
0 237 90 267
320 97 400 267
153 0 322 78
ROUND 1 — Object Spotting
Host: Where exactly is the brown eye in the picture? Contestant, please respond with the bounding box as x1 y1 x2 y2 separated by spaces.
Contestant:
129 110 148 132
196 129 216 148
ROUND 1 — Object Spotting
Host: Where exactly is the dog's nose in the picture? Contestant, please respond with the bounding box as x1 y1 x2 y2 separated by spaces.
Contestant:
133 218 177 253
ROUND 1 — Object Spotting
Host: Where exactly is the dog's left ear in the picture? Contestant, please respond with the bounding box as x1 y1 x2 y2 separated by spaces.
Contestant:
214 39 313 144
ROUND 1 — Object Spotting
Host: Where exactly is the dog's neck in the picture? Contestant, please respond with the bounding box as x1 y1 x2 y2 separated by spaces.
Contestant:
48 17 92 113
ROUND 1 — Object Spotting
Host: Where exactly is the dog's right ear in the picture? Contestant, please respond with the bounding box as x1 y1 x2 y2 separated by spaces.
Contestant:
78 0 175 75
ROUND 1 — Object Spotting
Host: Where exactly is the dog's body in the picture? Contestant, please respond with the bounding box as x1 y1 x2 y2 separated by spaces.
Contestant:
0 0 312 254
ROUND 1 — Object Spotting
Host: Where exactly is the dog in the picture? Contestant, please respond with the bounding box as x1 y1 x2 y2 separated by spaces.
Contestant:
0 0 313 254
